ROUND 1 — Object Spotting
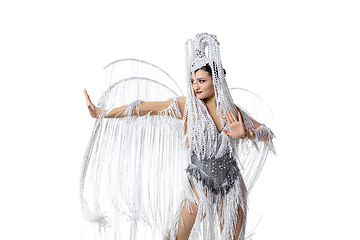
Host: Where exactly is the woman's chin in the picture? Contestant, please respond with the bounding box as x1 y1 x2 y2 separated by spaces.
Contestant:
195 95 203 100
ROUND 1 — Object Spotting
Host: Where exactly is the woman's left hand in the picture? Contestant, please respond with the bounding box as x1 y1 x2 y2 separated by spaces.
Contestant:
222 111 246 139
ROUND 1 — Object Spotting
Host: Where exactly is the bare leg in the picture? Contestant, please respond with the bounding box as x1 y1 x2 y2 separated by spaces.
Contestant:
175 200 199 240
233 206 244 240
167 188 200 240
219 204 244 240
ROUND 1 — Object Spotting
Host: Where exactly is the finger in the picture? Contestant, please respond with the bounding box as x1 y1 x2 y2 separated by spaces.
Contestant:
84 89 91 99
84 90 93 106
222 129 230 135
238 112 243 123
226 111 232 124
84 89 89 103
229 111 236 123
222 129 234 138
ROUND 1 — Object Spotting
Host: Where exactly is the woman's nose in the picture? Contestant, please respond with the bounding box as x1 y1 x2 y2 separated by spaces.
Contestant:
193 82 199 89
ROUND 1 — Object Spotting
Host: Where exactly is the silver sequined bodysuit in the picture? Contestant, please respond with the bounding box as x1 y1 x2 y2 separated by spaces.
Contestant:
186 153 239 197
186 118 240 197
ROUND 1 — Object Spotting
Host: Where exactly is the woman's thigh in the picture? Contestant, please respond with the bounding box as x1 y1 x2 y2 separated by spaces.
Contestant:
176 200 199 240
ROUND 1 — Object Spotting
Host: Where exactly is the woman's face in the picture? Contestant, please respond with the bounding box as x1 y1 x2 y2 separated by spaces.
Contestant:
191 69 215 99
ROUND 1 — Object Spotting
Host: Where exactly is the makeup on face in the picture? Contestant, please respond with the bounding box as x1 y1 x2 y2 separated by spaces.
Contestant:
191 69 215 100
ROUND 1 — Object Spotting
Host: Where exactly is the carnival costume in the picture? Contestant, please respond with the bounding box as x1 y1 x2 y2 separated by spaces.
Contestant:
80 33 276 240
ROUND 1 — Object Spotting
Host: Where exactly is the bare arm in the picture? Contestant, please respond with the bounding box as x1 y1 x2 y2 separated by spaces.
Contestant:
84 89 185 119
244 118 262 141
106 99 173 118
241 111 273 141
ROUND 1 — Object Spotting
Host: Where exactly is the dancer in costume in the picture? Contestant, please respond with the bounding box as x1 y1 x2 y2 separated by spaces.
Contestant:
81 33 275 240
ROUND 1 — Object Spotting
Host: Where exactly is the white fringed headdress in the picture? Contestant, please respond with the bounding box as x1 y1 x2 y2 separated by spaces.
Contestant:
185 33 238 118
184 33 239 158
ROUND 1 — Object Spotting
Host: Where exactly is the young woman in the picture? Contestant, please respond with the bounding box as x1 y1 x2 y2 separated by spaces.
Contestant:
82 33 275 240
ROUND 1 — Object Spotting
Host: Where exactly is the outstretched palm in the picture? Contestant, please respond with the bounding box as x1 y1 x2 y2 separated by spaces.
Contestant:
84 89 101 118
222 111 246 139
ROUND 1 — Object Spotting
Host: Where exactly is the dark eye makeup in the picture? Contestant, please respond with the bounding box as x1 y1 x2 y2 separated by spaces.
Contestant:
190 78 206 84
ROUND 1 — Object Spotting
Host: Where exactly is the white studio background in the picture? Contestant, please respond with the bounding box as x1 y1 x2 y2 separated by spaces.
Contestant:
0 0 359 239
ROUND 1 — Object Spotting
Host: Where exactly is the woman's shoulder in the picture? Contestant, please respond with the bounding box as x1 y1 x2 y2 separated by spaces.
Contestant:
177 96 186 103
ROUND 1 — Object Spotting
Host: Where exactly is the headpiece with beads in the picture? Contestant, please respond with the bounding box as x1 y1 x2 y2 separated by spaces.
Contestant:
185 33 237 121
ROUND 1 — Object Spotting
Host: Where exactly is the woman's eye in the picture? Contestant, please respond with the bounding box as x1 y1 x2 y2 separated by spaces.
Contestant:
199 80 205 83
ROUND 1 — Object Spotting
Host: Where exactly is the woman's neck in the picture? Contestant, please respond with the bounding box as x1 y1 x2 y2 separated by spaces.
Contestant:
204 95 217 107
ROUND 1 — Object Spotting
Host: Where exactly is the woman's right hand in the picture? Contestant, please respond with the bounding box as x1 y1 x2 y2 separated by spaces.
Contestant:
84 89 101 118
